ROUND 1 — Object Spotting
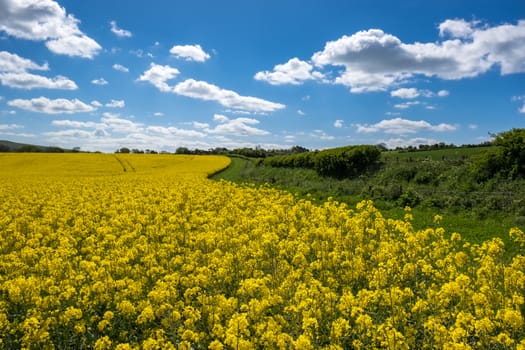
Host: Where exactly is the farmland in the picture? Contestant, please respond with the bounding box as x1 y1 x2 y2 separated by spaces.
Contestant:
0 153 524 349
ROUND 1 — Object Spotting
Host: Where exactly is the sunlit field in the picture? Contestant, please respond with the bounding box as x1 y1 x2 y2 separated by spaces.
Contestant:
0 154 523 349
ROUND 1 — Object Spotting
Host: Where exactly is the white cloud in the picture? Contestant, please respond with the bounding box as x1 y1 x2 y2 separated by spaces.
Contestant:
110 20 132 38
173 79 286 113
297 109 305 116
380 137 440 149
105 99 125 108
8 96 96 114
439 19 476 38
0 51 48 72
192 121 210 129
47 114 216 152
311 129 335 140
284 135 296 143
206 114 269 136
52 119 99 128
143 68 286 114
0 51 76 90
468 124 478 129
213 114 229 123
101 113 142 134
169 44 210 62
137 63 180 92
91 100 103 107
391 88 446 99
0 0 101 58
146 125 206 138
391 88 420 99
0 72 77 89
153 112 164 117
91 78 108 85
394 101 421 109
520 102 525 114
45 35 101 58
130 49 154 59
254 57 324 85
0 123 23 130
356 117 456 134
309 20 525 93
113 64 129 72
334 119 344 128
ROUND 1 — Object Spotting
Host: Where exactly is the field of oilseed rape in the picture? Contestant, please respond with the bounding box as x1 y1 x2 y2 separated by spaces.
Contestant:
0 153 524 349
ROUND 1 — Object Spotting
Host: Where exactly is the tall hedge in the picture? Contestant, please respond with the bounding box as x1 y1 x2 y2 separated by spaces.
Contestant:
263 145 380 178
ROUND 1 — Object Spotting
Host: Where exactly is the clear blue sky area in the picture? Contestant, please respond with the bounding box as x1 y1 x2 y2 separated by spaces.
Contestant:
1 0 524 152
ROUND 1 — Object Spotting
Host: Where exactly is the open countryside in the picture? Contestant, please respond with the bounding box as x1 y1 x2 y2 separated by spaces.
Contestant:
1 0 525 348
0 147 524 348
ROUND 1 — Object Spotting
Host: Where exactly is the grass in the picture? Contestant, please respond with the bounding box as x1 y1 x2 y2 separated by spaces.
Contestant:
212 151 524 256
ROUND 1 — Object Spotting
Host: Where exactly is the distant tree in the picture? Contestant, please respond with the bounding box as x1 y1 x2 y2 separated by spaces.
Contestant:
0 144 10 152
72 147 81 152
290 145 309 153
117 147 130 154
176 147 191 154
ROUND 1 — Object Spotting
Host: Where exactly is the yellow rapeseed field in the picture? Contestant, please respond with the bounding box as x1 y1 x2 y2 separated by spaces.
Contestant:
0 153 523 349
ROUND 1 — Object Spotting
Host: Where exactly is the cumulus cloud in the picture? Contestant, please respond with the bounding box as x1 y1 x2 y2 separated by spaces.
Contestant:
334 119 344 128
439 19 477 38
391 88 420 99
91 78 108 85
113 64 129 72
297 109 305 116
254 58 324 85
110 20 132 38
105 99 125 108
437 90 450 97
8 96 96 114
52 119 99 128
137 64 285 113
0 0 101 58
0 72 77 89
0 51 77 89
0 51 48 72
356 117 456 134
173 79 286 113
101 113 142 134
137 63 180 92
307 20 525 92
48 114 213 152
170 44 210 62
205 114 269 136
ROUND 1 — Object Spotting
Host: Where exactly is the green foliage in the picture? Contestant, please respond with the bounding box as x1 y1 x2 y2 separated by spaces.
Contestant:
263 145 381 178
473 128 525 180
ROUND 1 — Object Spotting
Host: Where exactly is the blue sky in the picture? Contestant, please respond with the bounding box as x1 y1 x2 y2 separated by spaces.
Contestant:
0 0 524 152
